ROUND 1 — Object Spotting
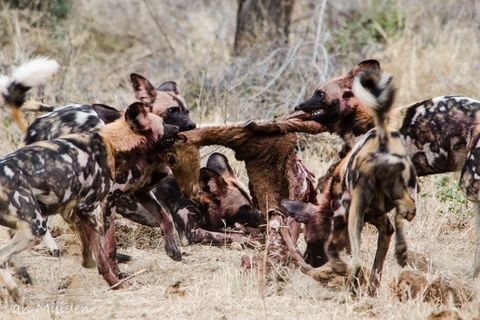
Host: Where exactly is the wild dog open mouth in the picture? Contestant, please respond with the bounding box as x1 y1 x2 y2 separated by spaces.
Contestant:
308 109 325 116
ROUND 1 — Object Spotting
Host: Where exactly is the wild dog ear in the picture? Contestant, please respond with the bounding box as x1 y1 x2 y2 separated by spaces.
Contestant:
124 102 153 134
157 81 179 94
206 152 235 178
130 73 157 104
280 199 317 223
92 104 121 124
349 59 381 77
199 167 228 195
166 152 177 167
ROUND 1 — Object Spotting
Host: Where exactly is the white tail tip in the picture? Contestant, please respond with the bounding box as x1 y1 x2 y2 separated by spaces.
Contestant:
11 56 59 88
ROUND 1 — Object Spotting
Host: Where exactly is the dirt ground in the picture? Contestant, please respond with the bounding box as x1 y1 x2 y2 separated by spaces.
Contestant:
0 186 479 320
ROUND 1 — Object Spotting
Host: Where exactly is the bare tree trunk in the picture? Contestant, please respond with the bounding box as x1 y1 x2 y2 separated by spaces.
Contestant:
234 0 295 55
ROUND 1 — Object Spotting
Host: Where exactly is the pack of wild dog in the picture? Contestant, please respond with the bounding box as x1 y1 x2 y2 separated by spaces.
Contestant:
0 56 479 304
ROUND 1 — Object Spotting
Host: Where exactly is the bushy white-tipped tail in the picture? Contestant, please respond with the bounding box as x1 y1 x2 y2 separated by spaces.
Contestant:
352 71 394 111
11 57 59 88
352 67 396 151
1 57 59 132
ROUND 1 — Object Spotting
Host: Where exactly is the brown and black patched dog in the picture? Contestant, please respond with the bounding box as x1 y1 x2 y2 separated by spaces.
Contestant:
0 101 176 304
252 59 480 278
283 68 417 293
20 74 196 273
132 152 264 245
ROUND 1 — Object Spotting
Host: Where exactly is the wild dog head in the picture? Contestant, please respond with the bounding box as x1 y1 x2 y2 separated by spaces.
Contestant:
99 101 178 155
294 60 381 140
130 74 196 131
198 153 263 229
162 140 201 199
280 199 333 267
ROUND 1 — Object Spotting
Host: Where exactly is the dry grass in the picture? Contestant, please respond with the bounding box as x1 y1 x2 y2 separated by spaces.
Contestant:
0 0 480 319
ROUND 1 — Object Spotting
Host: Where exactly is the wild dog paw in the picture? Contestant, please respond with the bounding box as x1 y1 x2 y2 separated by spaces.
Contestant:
395 247 408 267
330 259 348 276
15 267 33 285
347 266 362 295
9 287 25 306
165 245 182 262
81 257 96 269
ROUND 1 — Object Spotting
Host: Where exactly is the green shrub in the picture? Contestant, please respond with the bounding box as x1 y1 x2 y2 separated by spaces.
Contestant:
327 0 404 61
434 175 468 214
4 0 71 20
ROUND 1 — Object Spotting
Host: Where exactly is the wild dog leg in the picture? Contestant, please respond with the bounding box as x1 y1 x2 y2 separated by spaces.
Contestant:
76 215 120 287
368 215 394 292
459 138 480 278
6 230 33 284
71 219 96 269
393 213 409 267
102 212 122 276
347 191 367 292
325 216 348 275
42 228 61 256
466 203 480 278
0 221 42 304
135 191 182 261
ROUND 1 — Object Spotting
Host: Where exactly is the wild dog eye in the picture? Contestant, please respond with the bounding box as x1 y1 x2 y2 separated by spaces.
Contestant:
315 90 325 98
168 107 179 113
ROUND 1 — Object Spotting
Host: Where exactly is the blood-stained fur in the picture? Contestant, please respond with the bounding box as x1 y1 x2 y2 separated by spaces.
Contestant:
0 102 174 303
252 59 480 278
284 68 417 293
117 152 263 245
22 75 196 272
0 57 59 132
183 123 317 266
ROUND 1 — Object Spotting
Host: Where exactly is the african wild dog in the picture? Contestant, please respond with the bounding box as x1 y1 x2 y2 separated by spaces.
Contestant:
25 73 195 144
282 68 417 293
21 74 196 270
0 57 59 132
251 59 480 278
114 152 263 246
0 101 176 304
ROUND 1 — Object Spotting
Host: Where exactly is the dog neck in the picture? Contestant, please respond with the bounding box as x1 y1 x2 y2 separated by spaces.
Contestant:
99 119 148 175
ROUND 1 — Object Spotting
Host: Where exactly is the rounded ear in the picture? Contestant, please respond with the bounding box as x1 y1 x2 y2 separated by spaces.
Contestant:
124 102 149 132
157 81 179 94
130 73 156 104
280 199 317 223
92 104 121 124
206 152 234 177
199 167 227 195
166 152 177 167
349 59 381 77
